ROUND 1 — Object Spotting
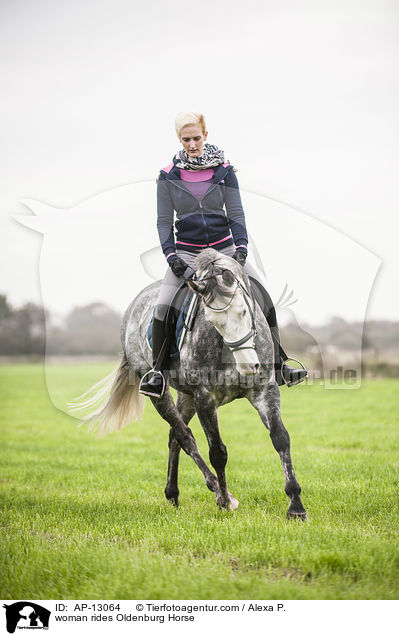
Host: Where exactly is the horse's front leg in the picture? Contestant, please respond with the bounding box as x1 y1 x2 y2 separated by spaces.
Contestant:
164 391 197 507
151 390 219 498
249 383 307 520
195 390 239 511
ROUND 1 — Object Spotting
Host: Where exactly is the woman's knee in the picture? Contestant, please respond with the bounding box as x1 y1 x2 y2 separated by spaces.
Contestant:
154 304 169 321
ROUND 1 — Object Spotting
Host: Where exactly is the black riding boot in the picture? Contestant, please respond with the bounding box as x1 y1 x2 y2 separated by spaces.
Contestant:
139 316 170 398
248 277 308 387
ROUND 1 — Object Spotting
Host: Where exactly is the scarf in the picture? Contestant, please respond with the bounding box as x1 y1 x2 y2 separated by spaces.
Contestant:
173 143 226 170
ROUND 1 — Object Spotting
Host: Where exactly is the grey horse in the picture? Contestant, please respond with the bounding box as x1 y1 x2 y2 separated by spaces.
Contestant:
71 248 306 519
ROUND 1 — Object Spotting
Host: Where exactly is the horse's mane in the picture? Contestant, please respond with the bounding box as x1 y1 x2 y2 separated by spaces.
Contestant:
194 248 239 301
194 248 224 272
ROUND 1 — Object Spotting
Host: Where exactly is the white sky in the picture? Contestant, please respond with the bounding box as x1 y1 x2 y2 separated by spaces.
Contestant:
1 0 398 324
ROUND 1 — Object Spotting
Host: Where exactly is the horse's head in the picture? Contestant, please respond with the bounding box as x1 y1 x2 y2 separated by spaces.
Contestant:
188 249 260 376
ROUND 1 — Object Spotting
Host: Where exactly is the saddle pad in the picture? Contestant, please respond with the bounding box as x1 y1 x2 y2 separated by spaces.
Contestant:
147 288 199 359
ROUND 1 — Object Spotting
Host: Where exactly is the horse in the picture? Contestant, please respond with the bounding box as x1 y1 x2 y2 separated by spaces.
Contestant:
70 248 307 519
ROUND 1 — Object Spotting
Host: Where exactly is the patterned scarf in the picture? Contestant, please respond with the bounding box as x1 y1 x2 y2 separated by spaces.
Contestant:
173 143 225 170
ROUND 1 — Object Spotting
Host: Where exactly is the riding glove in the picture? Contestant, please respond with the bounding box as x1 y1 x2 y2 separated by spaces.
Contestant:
170 257 189 277
232 251 247 267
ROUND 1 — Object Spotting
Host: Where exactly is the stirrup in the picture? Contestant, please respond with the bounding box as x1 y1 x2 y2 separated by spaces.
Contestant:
281 357 308 387
139 369 166 397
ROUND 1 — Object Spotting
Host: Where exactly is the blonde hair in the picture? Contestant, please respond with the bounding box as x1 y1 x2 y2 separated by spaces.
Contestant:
175 111 206 138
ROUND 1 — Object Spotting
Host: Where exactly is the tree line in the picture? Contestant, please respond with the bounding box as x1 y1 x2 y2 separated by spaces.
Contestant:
0 294 398 365
0 295 120 356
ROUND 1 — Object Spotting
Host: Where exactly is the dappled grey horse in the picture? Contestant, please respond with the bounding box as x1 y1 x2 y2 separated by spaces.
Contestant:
71 248 306 519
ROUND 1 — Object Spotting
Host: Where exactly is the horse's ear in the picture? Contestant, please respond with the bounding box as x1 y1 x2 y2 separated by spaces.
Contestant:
187 279 207 296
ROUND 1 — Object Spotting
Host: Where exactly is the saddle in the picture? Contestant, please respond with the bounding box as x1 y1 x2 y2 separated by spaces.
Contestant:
147 284 199 359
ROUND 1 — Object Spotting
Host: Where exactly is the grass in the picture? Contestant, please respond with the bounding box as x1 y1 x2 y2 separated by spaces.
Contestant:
0 363 398 599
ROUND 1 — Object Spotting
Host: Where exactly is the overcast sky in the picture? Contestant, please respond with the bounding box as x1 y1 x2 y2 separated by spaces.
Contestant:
1 0 398 325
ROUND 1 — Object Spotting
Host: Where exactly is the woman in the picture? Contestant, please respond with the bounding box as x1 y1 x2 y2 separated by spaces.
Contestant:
139 112 307 397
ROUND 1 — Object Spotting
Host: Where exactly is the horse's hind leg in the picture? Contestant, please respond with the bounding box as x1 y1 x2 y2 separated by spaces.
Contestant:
164 392 196 507
249 384 307 520
151 391 219 499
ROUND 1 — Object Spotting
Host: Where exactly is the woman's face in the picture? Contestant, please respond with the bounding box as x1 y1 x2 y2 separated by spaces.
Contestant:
179 124 208 157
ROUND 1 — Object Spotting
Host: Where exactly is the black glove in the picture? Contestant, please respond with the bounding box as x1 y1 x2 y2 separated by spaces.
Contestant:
170 257 188 277
232 250 247 267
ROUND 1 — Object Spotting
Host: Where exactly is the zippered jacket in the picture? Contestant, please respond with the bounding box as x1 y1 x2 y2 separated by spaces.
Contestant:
157 161 248 263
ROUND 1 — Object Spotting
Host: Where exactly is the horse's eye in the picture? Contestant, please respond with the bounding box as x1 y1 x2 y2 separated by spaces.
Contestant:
222 270 235 286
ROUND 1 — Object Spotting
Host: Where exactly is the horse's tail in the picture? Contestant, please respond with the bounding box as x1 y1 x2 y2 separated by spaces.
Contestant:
68 353 146 435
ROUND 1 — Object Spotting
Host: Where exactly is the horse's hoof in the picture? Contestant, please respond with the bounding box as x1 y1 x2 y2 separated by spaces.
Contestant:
216 493 231 510
165 489 179 508
216 492 239 511
287 510 307 521
228 494 239 511
216 498 229 510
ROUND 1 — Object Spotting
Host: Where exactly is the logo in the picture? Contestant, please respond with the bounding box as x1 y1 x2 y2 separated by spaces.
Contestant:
2 603 51 633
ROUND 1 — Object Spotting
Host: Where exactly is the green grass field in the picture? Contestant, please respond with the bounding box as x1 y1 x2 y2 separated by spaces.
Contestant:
1 364 398 600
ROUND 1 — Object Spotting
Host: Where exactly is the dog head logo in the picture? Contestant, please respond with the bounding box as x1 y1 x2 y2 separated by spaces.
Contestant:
2 602 51 633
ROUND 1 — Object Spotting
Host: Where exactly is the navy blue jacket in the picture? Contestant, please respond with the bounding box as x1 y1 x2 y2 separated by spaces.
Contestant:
157 161 248 262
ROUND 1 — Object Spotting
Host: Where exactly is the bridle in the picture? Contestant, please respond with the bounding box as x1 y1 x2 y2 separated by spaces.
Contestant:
197 265 257 353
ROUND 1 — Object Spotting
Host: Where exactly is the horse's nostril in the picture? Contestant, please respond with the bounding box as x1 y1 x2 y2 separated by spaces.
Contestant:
254 363 260 373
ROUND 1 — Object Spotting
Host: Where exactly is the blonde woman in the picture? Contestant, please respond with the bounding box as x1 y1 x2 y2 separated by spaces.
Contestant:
139 112 307 397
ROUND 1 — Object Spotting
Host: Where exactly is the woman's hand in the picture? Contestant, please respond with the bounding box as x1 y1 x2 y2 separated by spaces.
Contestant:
232 251 247 267
170 257 189 277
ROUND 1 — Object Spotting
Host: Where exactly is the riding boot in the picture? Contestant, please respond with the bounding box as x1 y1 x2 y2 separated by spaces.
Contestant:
273 332 308 387
139 317 170 398
248 277 308 387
